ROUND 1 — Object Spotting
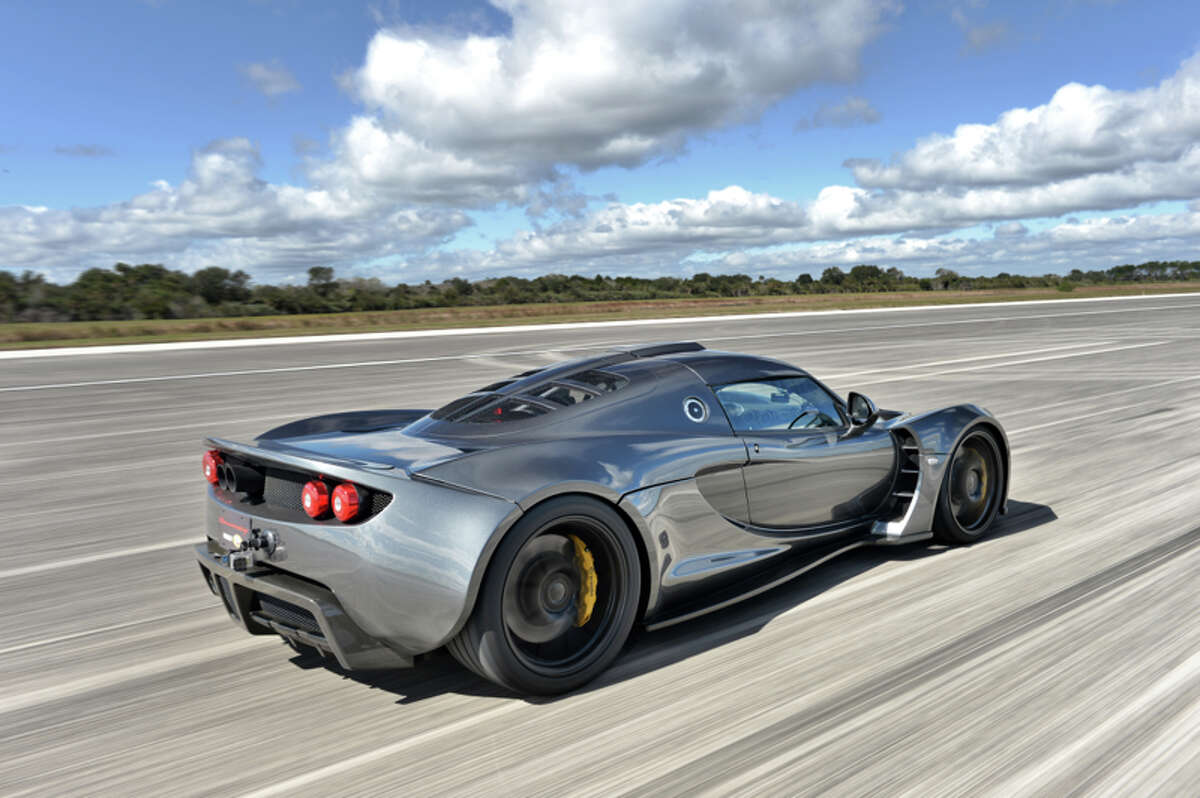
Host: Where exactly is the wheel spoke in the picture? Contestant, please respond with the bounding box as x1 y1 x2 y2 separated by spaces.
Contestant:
500 516 624 673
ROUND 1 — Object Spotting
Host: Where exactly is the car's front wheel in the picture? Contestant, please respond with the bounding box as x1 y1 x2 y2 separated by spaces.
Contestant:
448 496 641 696
932 428 1006 544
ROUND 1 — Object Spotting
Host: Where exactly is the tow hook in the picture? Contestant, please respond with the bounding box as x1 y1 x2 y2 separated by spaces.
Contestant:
248 528 279 555
227 529 281 572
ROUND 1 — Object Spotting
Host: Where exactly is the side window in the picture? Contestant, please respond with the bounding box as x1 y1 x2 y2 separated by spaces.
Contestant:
714 377 845 432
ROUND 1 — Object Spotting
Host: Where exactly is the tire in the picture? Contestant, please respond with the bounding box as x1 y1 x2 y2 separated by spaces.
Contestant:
448 496 642 696
933 428 1005 545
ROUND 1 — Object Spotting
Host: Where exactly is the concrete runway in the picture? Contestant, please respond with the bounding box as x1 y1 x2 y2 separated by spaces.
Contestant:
2 294 1199 796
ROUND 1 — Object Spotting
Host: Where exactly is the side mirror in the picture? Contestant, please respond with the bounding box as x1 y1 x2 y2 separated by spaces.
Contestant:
847 392 878 427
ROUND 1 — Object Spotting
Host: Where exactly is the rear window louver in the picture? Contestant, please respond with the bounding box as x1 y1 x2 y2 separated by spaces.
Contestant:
431 369 629 424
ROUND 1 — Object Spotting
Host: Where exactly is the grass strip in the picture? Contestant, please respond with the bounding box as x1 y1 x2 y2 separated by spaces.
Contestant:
2 282 1195 350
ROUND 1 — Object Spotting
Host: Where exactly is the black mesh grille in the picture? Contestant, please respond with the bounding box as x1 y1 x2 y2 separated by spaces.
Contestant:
370 492 391 516
257 594 322 635
263 468 306 513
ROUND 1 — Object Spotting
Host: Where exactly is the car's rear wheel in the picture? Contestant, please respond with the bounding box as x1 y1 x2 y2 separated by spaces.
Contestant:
933 428 1005 544
448 496 641 696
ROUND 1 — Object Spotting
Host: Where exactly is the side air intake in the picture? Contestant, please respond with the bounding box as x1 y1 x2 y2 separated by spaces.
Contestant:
887 429 921 522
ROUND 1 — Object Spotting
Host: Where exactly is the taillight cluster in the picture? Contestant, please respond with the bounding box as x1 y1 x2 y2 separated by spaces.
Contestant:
304 479 361 522
202 450 222 484
204 449 366 523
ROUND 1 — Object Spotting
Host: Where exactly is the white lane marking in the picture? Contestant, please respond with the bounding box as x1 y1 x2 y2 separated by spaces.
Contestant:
0 609 213 656
822 340 1113 381
3 301 1196 392
854 341 1167 386
0 342 617 392
0 538 197 580
0 637 264 715
1 292 1197 360
0 332 1031 400
238 702 522 798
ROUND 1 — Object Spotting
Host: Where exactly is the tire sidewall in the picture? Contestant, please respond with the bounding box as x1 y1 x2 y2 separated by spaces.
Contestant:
464 495 642 696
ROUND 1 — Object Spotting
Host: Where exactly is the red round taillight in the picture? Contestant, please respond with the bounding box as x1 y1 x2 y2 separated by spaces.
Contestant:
301 480 329 518
202 450 223 484
331 483 360 522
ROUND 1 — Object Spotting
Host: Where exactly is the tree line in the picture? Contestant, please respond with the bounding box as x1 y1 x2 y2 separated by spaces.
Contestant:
1 260 1198 323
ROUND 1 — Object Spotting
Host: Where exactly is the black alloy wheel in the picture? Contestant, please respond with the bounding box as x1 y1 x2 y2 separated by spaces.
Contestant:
448 496 641 696
933 429 1005 544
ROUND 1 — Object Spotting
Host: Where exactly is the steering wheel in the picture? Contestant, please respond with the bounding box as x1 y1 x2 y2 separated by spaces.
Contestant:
787 408 819 429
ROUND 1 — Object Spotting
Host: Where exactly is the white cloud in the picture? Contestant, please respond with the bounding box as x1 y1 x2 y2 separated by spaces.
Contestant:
378 206 1200 283
453 52 1200 276
706 209 1200 277
327 0 894 202
0 139 469 278
848 52 1200 189
239 60 301 97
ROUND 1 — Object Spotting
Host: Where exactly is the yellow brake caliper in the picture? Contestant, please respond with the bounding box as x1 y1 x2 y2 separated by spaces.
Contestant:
569 535 598 627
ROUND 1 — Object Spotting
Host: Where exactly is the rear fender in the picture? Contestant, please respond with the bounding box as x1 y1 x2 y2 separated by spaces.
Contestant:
203 437 522 656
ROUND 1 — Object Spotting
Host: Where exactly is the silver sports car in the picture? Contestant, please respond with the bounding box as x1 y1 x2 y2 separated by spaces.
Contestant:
196 342 1009 695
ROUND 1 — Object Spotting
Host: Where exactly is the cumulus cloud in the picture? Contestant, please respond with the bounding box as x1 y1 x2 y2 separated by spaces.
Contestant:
379 206 1200 283
53 145 116 157
707 209 1200 277
465 51 1200 276
460 146 1200 273
239 60 301 97
848 52 1200 189
323 0 894 203
0 139 469 278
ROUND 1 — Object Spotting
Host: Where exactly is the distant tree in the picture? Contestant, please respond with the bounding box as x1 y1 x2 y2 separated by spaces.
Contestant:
69 268 127 319
820 267 846 287
3 258 1199 324
0 270 16 322
307 266 336 298
192 266 251 305
934 268 961 290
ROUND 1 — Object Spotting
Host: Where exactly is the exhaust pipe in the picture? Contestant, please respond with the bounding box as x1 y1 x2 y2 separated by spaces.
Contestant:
217 462 264 496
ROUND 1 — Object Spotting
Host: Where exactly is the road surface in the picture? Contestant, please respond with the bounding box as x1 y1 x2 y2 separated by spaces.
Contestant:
3 293 1199 796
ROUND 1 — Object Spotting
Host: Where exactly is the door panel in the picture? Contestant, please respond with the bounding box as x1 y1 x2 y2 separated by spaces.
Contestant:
742 429 896 528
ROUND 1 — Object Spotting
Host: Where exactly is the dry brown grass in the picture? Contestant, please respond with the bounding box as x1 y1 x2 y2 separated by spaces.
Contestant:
2 282 1195 349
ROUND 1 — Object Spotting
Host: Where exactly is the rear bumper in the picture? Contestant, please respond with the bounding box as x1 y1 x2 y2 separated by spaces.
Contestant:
195 543 411 670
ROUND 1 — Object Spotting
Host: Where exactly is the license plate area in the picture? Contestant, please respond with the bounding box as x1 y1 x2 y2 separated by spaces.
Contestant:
214 508 252 550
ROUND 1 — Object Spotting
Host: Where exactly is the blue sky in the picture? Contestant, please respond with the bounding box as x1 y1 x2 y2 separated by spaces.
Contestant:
2 0 1199 283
